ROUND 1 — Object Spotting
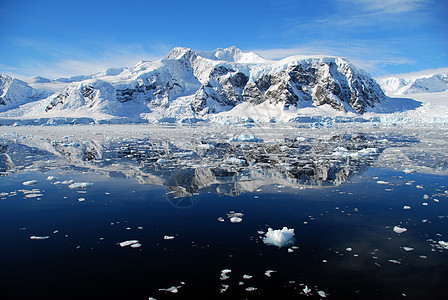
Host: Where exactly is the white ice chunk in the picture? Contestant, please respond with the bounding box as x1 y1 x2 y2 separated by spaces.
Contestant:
403 168 416 174
403 206 411 210
159 286 179 293
164 235 175 240
46 176 57 181
230 217 243 223
393 226 407 234
130 243 141 248
263 227 295 247
228 134 263 142
438 241 448 249
303 286 311 295
62 180 74 185
264 270 276 277
403 247 414 251
377 181 390 185
388 259 402 264
243 274 253 279
245 287 257 292
68 182 94 189
224 157 246 165
318 290 327 297
119 240 139 247
30 236 49 240
23 180 38 186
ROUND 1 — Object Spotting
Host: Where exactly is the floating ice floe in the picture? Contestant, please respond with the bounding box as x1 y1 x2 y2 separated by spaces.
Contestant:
227 211 244 223
159 286 180 293
46 176 57 181
68 182 94 189
243 274 252 279
403 206 411 210
303 286 311 295
220 269 231 280
393 226 407 234
439 241 448 249
30 236 49 240
217 217 225 222
25 193 43 198
118 240 139 247
228 134 263 142
403 247 414 251
220 284 229 293
388 259 402 265
403 168 416 174
61 180 74 185
164 235 175 240
318 290 327 298
245 287 257 292
264 270 276 277
224 157 246 165
263 227 295 247
377 181 390 185
78 198 85 202
23 180 38 186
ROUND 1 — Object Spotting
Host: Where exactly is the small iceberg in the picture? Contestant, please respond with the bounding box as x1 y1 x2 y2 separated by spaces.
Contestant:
68 182 94 189
393 226 407 234
23 180 38 186
263 227 295 247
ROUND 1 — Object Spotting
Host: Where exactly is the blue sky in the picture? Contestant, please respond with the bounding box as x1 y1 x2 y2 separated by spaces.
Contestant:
1 0 447 79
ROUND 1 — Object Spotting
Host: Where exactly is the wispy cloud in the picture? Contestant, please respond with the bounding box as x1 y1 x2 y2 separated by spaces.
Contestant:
3 37 172 79
346 0 431 14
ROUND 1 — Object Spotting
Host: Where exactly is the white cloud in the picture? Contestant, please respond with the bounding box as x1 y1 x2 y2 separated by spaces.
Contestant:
4 37 171 79
348 0 431 14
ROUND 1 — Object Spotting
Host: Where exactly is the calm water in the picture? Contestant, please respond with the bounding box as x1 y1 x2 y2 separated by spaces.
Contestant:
1 124 447 299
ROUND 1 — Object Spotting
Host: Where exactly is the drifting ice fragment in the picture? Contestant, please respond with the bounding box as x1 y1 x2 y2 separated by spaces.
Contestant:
388 259 402 265
230 217 243 223
228 134 263 142
119 240 139 247
220 269 232 280
243 275 253 279
393 226 407 234
30 236 49 240
438 241 448 249
403 168 416 174
246 287 257 292
164 235 175 240
130 243 141 248
263 227 295 247
303 286 311 295
68 182 94 189
377 181 390 185
403 247 414 251
318 290 327 297
159 286 179 293
264 270 276 277
403 206 411 210
46 176 57 181
23 180 38 186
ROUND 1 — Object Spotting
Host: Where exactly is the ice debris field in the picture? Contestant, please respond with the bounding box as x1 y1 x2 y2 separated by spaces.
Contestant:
0 123 448 299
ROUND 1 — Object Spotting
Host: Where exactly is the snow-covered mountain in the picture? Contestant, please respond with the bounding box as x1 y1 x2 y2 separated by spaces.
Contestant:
378 68 448 96
36 46 385 119
0 74 52 111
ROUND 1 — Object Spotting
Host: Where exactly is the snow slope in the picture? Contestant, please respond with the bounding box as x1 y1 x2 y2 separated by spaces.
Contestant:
0 74 52 111
0 46 388 123
378 67 448 96
0 48 446 125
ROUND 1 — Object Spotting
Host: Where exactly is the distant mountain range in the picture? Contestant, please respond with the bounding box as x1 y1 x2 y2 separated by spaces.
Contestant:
378 68 448 95
0 47 446 123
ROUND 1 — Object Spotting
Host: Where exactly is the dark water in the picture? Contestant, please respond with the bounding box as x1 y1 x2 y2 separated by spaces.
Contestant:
1 167 447 299
1 125 448 299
